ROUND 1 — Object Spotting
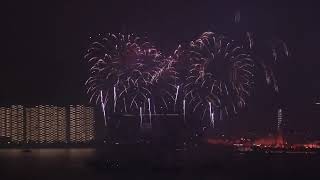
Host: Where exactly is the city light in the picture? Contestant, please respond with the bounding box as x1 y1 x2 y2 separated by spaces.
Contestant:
70 105 95 143
0 106 24 143
0 105 95 144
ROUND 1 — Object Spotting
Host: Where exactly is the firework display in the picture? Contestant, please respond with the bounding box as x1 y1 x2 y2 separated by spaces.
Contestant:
84 22 288 128
85 33 162 126
176 32 255 124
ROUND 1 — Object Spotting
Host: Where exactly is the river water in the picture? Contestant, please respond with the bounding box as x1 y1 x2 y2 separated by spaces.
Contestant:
0 148 319 179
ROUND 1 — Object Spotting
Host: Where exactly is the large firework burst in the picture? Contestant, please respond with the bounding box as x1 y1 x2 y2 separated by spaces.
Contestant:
84 33 162 126
173 28 289 128
175 32 255 127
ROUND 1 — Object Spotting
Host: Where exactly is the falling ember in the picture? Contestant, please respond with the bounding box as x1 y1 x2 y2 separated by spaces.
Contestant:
211 115 215 128
272 48 277 61
282 42 289 56
209 102 214 128
123 97 127 113
183 99 186 123
174 85 180 111
113 86 117 112
148 98 152 122
234 10 240 23
246 32 253 49
209 102 212 120
100 91 107 127
139 107 143 127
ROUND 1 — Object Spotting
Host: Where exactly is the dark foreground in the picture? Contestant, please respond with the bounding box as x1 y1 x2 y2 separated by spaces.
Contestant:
0 145 319 180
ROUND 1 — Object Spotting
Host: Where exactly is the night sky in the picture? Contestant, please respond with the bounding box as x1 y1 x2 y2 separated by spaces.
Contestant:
2 0 320 136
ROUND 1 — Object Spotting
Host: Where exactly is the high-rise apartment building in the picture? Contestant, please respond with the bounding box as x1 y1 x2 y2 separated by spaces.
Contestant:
1 105 94 144
26 105 67 143
0 107 7 137
10 105 24 142
0 106 24 143
70 105 95 143
5 107 11 138
26 107 40 143
57 107 67 143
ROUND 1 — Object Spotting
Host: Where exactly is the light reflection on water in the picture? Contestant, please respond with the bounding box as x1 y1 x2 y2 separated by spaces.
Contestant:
0 148 98 179
0 148 96 158
0 148 319 179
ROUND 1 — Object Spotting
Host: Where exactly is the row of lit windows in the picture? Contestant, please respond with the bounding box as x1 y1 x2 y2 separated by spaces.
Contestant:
25 105 68 143
0 106 24 143
70 105 95 143
0 105 95 144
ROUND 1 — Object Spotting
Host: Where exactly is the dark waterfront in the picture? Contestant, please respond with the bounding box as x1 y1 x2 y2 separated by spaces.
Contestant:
0 146 319 180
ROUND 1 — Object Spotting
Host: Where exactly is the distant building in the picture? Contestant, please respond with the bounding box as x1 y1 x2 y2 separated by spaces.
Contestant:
0 106 24 143
10 105 24 143
25 107 40 143
5 107 11 138
57 107 67 142
0 107 7 138
26 105 67 143
69 105 95 143
1 105 94 145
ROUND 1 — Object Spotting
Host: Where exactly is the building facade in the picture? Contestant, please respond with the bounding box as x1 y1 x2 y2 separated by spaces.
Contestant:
10 105 24 142
0 107 7 138
1 105 95 144
0 105 24 143
70 105 95 143
25 107 40 143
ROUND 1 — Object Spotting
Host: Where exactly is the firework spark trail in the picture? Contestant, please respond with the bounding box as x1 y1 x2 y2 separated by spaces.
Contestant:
246 32 253 49
174 85 180 111
208 102 214 127
183 99 186 123
113 86 117 112
235 10 241 23
201 108 207 121
148 98 151 122
139 107 143 127
123 97 127 113
283 42 289 56
209 102 212 121
100 91 107 126
272 48 277 61
209 102 212 119
211 111 215 128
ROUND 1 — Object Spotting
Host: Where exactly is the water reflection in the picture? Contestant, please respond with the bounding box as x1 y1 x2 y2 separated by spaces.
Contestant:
0 148 319 179
0 148 96 158
0 148 97 179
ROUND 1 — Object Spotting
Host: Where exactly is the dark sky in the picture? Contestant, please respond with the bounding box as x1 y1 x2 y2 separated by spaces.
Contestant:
2 0 320 135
